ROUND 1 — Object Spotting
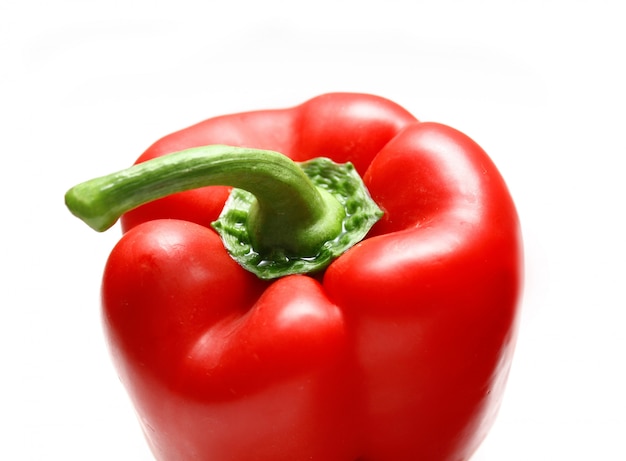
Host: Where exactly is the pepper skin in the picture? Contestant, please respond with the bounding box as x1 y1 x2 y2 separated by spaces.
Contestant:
77 94 523 461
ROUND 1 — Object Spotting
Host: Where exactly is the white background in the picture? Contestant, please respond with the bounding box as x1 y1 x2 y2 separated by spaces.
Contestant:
2 0 625 459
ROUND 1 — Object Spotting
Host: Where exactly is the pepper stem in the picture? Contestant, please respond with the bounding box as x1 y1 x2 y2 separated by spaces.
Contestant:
65 145 382 278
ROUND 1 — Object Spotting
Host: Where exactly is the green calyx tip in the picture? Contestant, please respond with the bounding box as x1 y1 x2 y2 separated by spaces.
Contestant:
212 157 383 279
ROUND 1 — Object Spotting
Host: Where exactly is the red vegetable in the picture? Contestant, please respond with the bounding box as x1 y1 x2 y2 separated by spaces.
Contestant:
65 93 523 461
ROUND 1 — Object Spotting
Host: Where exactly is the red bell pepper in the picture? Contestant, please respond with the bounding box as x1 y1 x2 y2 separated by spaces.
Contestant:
65 93 523 461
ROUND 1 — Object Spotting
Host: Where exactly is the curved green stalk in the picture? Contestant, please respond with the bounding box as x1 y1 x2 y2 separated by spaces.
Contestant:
65 145 382 278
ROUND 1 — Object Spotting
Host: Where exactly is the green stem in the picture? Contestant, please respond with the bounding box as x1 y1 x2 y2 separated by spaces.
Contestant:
65 145 345 257
66 145 383 278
